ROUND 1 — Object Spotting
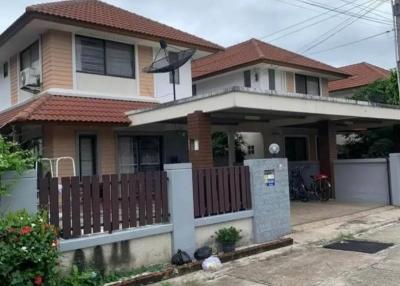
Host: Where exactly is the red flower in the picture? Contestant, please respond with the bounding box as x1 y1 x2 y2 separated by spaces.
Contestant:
34 275 43 285
20 226 32 235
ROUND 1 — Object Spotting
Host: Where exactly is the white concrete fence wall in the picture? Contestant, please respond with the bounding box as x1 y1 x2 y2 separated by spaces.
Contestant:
0 160 292 273
334 158 391 205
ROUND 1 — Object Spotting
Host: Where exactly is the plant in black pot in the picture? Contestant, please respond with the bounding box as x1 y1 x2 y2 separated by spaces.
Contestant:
215 227 241 253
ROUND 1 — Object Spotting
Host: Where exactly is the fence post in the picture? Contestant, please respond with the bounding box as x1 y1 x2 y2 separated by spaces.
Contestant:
164 163 196 257
389 153 400 206
244 159 291 243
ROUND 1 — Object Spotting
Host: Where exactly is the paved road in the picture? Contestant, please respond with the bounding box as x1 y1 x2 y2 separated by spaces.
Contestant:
152 206 400 286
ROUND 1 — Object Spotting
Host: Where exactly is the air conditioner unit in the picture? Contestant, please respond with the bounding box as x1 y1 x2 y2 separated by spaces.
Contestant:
20 68 40 90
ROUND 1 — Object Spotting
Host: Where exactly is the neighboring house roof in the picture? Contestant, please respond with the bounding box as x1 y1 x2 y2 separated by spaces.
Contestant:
192 38 348 80
0 0 222 52
0 95 156 128
328 62 391 92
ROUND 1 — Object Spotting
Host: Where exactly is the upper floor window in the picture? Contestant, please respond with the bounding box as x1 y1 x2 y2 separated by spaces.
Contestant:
169 52 180 84
76 35 135 78
192 84 197 96
244 70 251 88
268 69 275 91
20 41 39 71
3 62 8 78
295 74 320 95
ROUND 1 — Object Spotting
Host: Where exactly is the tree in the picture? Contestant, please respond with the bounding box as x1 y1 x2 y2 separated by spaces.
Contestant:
340 71 398 159
352 70 399 105
212 132 247 164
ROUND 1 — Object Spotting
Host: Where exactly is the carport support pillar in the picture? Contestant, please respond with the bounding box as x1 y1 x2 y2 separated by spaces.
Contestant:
227 131 236 166
318 121 337 191
187 111 213 168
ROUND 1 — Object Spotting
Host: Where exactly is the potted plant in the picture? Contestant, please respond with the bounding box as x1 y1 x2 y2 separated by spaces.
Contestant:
215 226 241 253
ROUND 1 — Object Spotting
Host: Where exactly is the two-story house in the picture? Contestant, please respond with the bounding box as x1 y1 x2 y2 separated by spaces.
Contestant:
0 0 222 177
191 38 348 164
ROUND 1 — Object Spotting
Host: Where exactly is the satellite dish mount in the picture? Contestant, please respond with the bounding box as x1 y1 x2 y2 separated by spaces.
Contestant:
144 40 196 101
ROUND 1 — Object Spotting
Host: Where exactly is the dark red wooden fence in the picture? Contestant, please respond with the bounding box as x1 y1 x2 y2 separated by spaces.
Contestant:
192 166 251 218
39 171 169 239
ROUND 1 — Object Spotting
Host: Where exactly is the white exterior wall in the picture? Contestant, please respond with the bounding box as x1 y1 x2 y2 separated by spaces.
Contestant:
330 88 358 98
75 73 138 97
195 70 245 95
241 132 265 160
195 66 287 95
0 61 11 110
154 58 192 103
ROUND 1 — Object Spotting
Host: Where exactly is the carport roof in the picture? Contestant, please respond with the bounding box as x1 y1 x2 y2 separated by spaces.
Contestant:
126 88 400 129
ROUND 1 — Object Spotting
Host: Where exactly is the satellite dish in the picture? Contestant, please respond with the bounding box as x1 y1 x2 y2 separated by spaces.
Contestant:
144 40 196 101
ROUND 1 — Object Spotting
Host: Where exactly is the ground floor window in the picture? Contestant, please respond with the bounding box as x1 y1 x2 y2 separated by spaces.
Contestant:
78 135 98 177
118 136 162 173
285 136 308 161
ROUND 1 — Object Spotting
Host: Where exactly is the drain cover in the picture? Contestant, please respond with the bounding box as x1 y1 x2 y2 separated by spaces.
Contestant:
324 240 394 254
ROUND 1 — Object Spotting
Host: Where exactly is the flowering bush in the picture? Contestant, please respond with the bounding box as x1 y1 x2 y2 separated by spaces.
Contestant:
0 211 60 285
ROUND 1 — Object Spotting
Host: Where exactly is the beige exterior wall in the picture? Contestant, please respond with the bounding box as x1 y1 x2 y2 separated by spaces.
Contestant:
321 78 329 97
286 72 294 93
10 55 18 105
42 30 73 90
42 124 116 178
138 46 154 97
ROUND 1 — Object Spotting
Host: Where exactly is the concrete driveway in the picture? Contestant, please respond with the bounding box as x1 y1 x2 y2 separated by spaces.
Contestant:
290 201 385 226
152 206 400 286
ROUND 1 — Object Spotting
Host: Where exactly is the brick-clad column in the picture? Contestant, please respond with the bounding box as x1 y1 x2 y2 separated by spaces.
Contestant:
187 111 213 168
318 121 337 186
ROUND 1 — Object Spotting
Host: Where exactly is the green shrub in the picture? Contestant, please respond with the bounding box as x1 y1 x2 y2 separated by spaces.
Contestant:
0 211 60 285
0 136 36 196
214 227 241 245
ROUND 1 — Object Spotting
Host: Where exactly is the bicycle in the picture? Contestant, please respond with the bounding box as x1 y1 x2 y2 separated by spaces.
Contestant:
289 166 332 202
289 167 308 202
308 174 332 201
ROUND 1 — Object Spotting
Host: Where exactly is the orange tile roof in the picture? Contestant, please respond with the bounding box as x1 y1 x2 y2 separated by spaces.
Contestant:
328 62 391 92
192 38 348 80
1 0 222 52
0 95 156 128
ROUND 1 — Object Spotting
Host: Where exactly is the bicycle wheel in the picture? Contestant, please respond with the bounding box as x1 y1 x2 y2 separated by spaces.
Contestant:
300 184 309 202
317 180 331 201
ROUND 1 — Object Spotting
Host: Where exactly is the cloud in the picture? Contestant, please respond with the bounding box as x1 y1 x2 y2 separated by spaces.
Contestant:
0 0 395 69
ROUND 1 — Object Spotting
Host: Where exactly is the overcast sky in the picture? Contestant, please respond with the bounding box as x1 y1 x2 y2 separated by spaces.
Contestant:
0 0 395 69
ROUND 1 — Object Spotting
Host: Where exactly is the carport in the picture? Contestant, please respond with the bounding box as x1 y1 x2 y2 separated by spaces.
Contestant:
127 88 400 224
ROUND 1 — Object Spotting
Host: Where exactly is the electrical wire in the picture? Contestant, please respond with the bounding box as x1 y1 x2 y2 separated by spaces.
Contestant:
299 0 385 54
306 29 393 55
297 0 392 25
261 0 365 40
269 0 382 43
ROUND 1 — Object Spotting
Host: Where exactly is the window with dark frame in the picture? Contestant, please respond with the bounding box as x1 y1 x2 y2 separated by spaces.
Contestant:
268 69 276 90
168 52 180 84
78 135 98 177
247 145 255 155
3 62 8 78
285 137 309 162
244 70 251 88
20 41 39 71
118 136 162 173
295 74 320 95
75 35 135 78
192 84 197 96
